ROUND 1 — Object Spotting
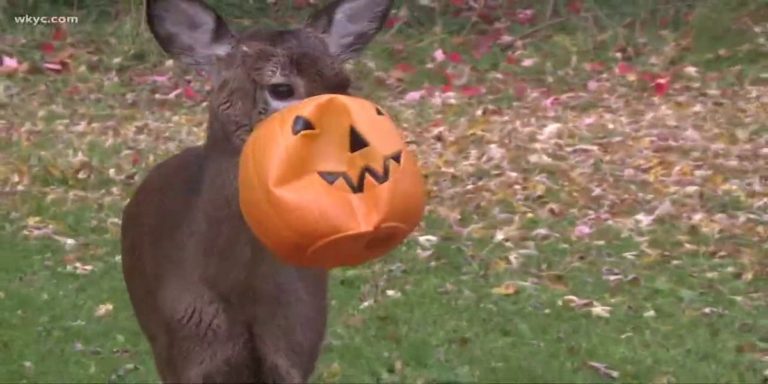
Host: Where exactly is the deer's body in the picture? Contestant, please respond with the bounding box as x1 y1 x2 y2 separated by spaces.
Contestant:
121 1 392 382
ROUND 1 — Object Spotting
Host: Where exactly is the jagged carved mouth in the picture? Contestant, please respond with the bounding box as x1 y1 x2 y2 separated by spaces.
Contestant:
317 151 403 194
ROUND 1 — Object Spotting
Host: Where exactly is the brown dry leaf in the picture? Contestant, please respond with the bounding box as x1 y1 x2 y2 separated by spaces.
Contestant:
393 359 404 375
541 272 569 291
561 295 613 318
491 281 519 296
342 315 365 328
62 253 79 266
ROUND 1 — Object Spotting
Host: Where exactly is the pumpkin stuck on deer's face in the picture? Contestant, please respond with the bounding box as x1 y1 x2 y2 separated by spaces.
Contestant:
238 94 426 269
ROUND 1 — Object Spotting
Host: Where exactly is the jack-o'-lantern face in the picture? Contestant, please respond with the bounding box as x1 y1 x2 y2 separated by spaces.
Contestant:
239 94 426 269
289 103 403 194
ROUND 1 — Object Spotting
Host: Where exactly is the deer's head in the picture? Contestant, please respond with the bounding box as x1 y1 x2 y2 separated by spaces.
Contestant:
146 0 393 152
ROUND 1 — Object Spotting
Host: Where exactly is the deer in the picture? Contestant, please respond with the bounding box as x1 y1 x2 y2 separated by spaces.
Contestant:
120 0 394 382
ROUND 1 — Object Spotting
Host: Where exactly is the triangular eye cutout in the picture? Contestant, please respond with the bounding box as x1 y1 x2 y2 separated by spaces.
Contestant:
349 125 369 153
292 115 315 135
375 106 386 116
318 171 342 185
390 151 402 164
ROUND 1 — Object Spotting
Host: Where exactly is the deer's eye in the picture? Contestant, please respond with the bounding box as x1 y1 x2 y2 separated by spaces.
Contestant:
267 83 295 100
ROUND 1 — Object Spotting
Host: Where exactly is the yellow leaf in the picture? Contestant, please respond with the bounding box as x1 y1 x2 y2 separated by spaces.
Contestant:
488 259 508 274
491 281 519 295
320 362 342 383
94 303 114 318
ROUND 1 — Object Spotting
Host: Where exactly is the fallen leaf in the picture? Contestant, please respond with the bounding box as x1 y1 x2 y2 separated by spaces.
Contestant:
589 306 612 318
520 58 538 67
433 48 446 63
40 41 55 54
182 85 200 101
0 55 27 75
491 281 519 295
616 61 634 75
52 25 67 41
573 223 593 238
446 52 463 63
459 85 484 97
404 90 425 102
586 361 620 380
321 362 342 382
94 303 114 317
653 77 671 97
542 272 569 290
515 9 536 25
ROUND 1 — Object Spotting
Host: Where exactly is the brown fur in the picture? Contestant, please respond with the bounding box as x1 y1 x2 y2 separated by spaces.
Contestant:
121 0 392 382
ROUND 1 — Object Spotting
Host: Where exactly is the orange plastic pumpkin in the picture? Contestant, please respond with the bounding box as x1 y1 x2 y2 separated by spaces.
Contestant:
238 94 426 269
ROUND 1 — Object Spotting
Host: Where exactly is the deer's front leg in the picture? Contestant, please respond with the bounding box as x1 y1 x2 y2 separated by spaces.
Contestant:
245 266 329 383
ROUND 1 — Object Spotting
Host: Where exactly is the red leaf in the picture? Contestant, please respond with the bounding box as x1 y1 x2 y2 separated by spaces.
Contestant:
394 63 416 74
52 25 67 41
585 61 605 72
476 9 497 25
182 85 200 101
616 61 634 75
473 30 502 59
567 0 583 14
131 151 141 166
460 85 484 97
514 82 528 99
653 77 671 97
446 52 463 63
40 42 55 54
515 9 536 25
384 16 402 29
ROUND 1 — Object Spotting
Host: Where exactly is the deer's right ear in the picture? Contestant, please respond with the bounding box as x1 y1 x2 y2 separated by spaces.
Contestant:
146 0 235 70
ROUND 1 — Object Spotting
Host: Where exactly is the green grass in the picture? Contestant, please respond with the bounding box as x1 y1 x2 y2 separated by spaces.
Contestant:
2 204 767 382
2 0 768 382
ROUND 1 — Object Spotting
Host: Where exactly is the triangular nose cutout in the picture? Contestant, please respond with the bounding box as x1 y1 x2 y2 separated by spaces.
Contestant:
349 125 369 153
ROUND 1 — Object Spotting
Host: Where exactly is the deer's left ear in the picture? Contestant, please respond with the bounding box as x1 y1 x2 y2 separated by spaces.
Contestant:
306 0 394 62
146 0 235 71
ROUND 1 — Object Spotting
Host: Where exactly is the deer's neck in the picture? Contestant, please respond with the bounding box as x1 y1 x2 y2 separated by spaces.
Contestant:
200 115 244 218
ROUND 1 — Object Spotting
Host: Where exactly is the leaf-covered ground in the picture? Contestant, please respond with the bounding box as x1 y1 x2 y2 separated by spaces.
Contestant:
1 1 768 382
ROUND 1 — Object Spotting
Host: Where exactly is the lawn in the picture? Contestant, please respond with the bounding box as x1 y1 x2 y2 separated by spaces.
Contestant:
1 0 768 382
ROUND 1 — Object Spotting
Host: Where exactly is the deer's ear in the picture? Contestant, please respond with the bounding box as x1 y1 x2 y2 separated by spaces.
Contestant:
306 0 393 62
146 0 235 70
